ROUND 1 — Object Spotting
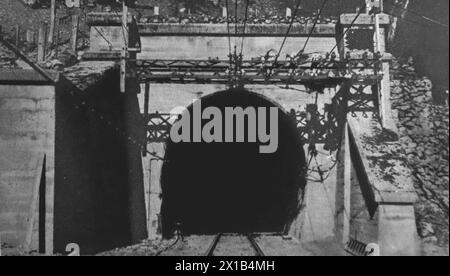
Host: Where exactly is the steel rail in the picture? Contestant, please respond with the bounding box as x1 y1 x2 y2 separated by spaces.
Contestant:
246 234 266 256
205 233 223 256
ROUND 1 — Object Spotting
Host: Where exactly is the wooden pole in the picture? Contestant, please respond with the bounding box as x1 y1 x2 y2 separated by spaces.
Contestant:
374 14 381 52
144 83 150 122
388 0 410 45
15 24 20 47
54 27 60 58
37 24 46 63
48 0 56 45
120 1 128 93
143 82 150 156
26 30 35 46
70 14 79 53
343 122 351 245
286 8 292 18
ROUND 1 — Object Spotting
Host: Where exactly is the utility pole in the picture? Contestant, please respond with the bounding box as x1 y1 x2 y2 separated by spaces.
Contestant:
48 0 56 45
120 0 129 93
70 14 79 53
372 0 384 53
37 24 46 63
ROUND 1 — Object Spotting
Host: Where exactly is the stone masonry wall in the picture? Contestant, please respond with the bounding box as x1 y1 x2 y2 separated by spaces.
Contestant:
390 58 449 256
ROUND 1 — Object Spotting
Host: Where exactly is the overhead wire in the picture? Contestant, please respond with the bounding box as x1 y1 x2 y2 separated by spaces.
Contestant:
329 0 366 55
225 0 233 63
387 0 449 28
240 0 251 57
274 0 304 63
300 0 329 54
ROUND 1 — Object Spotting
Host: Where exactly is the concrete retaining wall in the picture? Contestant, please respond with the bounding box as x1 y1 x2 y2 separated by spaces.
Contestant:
53 70 147 254
137 23 336 36
139 83 342 242
347 116 421 256
137 36 337 60
89 22 338 59
130 27 342 241
0 67 147 255
0 84 55 254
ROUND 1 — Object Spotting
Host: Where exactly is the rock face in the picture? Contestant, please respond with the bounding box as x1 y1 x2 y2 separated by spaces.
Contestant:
390 58 449 255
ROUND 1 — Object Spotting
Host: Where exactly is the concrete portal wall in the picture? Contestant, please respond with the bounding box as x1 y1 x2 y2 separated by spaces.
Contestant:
89 22 338 59
0 84 55 254
139 83 342 241
91 31 338 59
136 30 342 241
90 26 124 52
53 72 147 254
138 84 339 114
138 36 338 60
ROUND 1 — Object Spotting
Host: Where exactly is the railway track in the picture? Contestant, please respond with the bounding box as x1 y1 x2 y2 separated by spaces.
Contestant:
205 233 266 256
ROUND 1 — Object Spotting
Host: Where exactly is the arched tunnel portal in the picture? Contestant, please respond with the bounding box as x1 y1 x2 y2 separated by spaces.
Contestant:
160 89 307 238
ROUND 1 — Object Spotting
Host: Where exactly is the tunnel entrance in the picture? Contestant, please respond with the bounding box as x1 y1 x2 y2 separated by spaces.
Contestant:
160 89 306 238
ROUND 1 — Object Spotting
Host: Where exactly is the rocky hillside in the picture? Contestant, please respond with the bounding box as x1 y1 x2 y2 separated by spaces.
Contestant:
391 58 449 256
389 0 449 101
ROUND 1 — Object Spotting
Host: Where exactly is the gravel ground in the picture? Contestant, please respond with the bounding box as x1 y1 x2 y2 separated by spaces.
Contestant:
97 234 347 256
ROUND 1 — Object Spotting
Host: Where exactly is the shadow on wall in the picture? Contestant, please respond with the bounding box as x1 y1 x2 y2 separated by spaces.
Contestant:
54 69 147 254
160 89 307 238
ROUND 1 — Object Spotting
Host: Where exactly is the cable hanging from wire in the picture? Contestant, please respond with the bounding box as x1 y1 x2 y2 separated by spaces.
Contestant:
385 10 449 30
112 9 129 48
300 0 329 54
80 7 114 51
388 1 449 28
328 0 366 56
239 0 251 57
274 0 304 63
234 0 239 46
225 0 233 63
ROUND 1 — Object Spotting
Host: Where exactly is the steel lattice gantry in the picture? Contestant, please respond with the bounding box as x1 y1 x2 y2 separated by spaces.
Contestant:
135 57 383 85
136 54 386 151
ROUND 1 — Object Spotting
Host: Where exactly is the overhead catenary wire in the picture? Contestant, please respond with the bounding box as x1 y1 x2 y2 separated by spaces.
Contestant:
387 0 449 29
112 9 129 47
93 26 114 49
225 0 233 63
300 0 330 54
274 0 304 63
234 0 239 33
328 0 366 55
239 0 251 57
385 10 449 30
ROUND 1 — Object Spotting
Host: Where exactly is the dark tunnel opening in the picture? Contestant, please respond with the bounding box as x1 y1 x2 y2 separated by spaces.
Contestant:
160 89 307 238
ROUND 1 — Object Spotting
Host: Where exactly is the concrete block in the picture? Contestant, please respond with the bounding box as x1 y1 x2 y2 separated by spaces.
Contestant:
378 205 421 256
340 13 390 25
0 85 54 100
138 36 336 60
89 26 124 52
0 84 55 254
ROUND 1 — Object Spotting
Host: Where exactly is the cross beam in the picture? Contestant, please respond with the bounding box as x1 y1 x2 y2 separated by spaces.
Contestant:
136 57 383 86
139 55 384 149
143 81 378 151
